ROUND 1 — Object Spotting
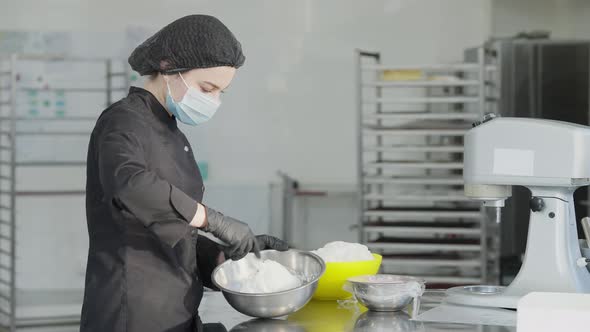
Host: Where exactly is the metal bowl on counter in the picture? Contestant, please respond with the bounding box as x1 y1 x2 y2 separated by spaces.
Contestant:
347 274 426 313
354 311 425 332
230 318 306 332
212 250 326 318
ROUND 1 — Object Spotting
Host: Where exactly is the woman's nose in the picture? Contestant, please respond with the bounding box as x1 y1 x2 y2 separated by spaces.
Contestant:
210 91 222 102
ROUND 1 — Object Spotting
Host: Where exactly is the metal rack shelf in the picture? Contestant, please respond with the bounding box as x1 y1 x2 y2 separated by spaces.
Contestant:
363 176 464 185
0 54 129 331
20 191 85 196
363 226 481 236
382 257 481 267
361 63 497 72
368 242 481 252
363 112 480 121
363 96 480 104
0 116 96 121
363 128 468 136
0 131 91 136
19 87 127 93
12 161 86 167
363 80 480 87
363 209 482 219
356 48 500 287
364 192 473 202
364 221 481 229
363 145 464 153
364 161 464 170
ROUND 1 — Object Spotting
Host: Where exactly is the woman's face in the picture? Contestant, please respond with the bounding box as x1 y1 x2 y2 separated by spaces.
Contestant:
164 66 236 102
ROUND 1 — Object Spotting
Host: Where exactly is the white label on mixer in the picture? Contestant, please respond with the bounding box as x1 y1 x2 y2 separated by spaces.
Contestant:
493 148 534 176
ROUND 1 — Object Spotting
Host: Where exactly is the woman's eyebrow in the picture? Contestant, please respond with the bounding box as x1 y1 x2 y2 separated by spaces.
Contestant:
201 81 221 90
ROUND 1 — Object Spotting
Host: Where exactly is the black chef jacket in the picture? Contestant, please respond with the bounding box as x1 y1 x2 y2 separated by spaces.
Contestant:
81 87 221 332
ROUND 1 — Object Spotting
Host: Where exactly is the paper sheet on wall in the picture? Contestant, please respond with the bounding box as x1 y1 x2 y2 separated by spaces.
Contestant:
415 304 516 327
0 31 71 55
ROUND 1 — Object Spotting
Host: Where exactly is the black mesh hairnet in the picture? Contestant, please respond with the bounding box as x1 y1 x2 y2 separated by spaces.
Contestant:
128 15 245 75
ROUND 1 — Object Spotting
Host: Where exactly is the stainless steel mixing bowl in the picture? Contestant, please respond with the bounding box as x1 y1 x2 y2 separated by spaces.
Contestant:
230 318 306 332
348 275 425 312
212 250 325 318
354 311 425 332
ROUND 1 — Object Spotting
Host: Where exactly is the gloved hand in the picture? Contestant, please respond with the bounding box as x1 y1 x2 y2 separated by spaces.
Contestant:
255 235 289 251
204 206 260 261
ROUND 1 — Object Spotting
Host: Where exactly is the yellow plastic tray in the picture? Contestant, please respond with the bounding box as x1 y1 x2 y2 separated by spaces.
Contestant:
381 69 423 81
313 254 382 300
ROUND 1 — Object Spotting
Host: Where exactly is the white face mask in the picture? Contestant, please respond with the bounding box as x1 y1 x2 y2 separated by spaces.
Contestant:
165 73 221 126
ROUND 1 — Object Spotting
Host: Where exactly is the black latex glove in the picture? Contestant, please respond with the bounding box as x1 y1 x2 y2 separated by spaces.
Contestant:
204 206 260 261
256 235 289 251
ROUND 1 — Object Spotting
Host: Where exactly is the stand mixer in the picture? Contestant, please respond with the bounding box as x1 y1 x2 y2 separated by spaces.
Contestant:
446 116 590 309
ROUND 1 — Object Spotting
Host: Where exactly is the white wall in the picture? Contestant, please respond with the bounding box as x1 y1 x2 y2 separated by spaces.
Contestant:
0 0 492 185
491 0 590 39
569 0 590 39
0 0 493 291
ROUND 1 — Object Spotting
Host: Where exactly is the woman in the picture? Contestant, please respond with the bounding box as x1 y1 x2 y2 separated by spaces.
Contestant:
81 15 288 332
